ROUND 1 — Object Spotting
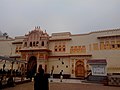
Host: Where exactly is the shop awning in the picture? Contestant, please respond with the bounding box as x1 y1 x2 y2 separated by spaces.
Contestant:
87 59 107 65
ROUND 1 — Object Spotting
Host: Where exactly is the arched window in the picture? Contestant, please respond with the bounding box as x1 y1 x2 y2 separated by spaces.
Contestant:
33 42 35 46
63 48 65 51
59 45 61 51
36 41 39 46
41 41 44 46
63 45 66 52
24 42 27 47
30 42 32 47
54 45 57 52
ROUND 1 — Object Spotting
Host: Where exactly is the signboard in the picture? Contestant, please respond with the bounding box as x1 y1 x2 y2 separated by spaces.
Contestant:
92 65 107 76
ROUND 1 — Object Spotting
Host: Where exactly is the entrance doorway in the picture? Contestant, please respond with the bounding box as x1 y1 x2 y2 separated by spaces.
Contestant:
27 56 37 79
75 60 85 77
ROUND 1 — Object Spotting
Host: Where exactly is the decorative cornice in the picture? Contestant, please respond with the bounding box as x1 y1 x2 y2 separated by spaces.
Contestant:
97 34 120 39
87 59 107 65
71 28 120 36
49 54 92 58
12 42 23 44
90 28 120 34
49 38 72 41
20 48 51 52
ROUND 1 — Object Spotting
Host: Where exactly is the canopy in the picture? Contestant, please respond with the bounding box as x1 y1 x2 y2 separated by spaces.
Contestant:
87 59 107 65
0 56 27 63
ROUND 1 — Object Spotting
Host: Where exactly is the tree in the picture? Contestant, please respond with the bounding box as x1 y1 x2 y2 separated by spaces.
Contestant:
3 32 8 39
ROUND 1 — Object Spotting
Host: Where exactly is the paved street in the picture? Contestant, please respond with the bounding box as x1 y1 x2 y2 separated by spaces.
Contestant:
3 79 120 90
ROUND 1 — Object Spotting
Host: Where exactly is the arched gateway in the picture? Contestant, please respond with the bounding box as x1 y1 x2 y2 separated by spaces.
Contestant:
27 56 37 79
75 60 85 77
20 27 50 79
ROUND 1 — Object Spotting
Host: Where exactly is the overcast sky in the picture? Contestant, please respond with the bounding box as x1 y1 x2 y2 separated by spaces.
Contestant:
0 0 120 37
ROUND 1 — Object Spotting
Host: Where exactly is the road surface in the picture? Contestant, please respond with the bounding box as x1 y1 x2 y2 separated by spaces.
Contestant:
4 81 120 90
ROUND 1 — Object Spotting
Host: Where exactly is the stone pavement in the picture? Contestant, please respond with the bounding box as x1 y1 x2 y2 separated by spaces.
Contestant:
3 78 120 90
49 78 82 83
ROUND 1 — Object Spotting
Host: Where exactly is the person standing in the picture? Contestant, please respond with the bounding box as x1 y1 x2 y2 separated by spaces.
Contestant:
34 65 49 90
60 70 63 82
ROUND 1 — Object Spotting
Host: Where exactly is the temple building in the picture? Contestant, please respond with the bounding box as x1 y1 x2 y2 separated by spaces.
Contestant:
0 27 120 78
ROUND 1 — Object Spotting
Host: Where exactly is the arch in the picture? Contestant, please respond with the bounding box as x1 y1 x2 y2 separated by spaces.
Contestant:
30 42 32 47
33 41 35 46
41 41 44 46
27 56 37 79
36 41 39 46
75 60 85 77
24 42 27 47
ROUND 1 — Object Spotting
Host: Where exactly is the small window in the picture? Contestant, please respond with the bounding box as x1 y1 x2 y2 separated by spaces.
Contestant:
33 42 35 46
63 45 65 47
36 41 39 46
55 45 57 48
117 44 120 48
66 66 68 68
112 45 115 48
59 48 61 51
24 42 27 47
55 49 57 51
30 42 32 47
59 45 61 47
63 48 65 51
16 47 18 50
16 50 18 52
42 41 44 46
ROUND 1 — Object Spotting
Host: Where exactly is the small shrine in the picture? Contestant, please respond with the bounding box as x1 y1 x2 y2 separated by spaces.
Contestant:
87 59 107 76
87 59 107 82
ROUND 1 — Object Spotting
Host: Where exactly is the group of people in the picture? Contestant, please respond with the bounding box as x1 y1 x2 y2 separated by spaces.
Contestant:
0 68 21 76
0 65 63 90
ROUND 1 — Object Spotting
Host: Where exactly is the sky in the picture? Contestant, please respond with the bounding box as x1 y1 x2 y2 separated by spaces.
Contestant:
0 0 120 37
